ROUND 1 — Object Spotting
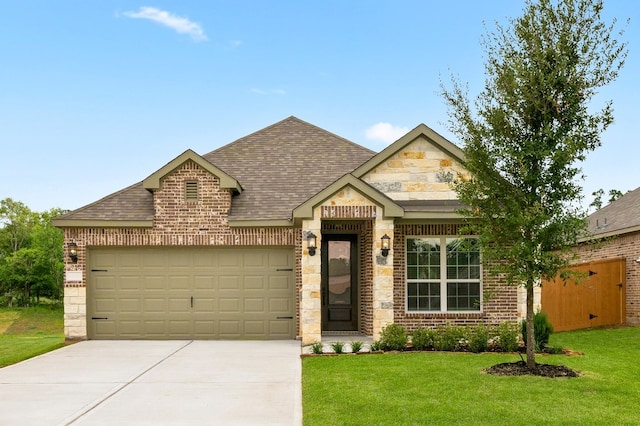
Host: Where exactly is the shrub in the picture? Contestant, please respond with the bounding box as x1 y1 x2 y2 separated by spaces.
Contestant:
468 324 490 353
350 341 364 353
434 324 467 351
380 323 408 351
521 311 554 352
310 341 323 354
370 340 383 351
495 322 519 352
411 327 435 350
330 341 345 354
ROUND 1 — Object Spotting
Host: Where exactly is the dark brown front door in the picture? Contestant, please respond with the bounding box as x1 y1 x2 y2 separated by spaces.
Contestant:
321 234 358 331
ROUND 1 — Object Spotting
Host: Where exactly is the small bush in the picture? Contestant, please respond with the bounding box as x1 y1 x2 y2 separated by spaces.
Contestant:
495 322 519 352
310 341 324 354
330 341 345 354
411 327 435 350
370 340 383 351
434 324 467 351
380 323 408 351
521 311 554 352
350 341 364 353
468 324 490 353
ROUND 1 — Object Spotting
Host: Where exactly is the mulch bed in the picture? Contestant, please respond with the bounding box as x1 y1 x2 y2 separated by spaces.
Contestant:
485 361 579 378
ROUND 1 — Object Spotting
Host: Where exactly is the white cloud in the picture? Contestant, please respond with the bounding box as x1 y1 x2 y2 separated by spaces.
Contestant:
365 122 409 144
123 7 207 42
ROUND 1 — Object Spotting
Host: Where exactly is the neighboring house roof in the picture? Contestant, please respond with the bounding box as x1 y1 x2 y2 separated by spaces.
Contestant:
585 186 640 239
202 116 375 222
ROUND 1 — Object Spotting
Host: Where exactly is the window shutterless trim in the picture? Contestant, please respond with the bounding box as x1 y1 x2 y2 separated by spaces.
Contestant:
405 235 482 314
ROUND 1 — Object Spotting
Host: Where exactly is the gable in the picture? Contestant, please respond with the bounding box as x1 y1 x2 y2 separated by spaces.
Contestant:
292 174 403 222
354 124 467 201
143 149 242 193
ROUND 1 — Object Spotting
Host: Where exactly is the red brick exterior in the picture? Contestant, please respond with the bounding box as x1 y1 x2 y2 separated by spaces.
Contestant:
392 224 518 332
573 231 640 325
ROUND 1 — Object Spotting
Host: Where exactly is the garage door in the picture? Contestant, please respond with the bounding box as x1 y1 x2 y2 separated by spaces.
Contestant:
87 247 295 339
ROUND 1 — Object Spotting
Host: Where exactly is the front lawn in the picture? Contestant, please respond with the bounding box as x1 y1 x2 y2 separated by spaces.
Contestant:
0 305 65 368
302 327 640 425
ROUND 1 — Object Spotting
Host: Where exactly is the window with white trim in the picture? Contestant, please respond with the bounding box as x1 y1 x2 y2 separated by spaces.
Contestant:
406 236 481 312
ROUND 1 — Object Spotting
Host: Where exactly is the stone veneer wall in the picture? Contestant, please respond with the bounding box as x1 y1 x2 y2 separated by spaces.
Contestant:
360 136 467 201
63 161 301 339
572 231 640 325
392 223 519 331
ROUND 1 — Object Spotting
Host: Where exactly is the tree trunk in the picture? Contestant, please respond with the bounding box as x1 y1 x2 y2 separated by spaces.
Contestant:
526 281 536 369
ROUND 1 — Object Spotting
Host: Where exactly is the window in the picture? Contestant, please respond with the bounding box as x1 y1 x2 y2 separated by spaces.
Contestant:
406 237 481 312
185 181 198 201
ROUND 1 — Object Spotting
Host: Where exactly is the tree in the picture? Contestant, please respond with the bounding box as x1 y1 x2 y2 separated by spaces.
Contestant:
590 188 624 211
441 0 627 369
0 200 66 306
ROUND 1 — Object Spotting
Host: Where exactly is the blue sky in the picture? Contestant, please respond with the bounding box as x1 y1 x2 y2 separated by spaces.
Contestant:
1 1 638 213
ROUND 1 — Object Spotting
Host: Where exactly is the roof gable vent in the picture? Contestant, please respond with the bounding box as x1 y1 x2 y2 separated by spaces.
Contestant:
185 181 198 201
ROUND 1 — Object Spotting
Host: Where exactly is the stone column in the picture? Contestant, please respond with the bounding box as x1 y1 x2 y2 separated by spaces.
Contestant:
372 209 395 340
300 215 322 345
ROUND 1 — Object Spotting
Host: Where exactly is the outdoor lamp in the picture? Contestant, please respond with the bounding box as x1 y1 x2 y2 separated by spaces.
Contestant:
307 232 317 256
381 234 391 257
68 242 78 263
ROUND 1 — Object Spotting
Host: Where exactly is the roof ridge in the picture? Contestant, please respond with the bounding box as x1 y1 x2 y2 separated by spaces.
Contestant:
204 116 376 158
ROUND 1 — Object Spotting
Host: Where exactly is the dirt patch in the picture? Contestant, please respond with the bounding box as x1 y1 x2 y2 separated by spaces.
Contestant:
485 361 579 378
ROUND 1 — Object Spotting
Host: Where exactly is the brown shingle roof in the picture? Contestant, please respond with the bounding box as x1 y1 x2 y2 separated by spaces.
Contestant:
587 186 640 237
55 182 154 222
203 116 376 221
55 117 376 224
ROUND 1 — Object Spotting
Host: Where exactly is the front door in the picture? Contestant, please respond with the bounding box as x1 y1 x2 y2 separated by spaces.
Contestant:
321 234 358 331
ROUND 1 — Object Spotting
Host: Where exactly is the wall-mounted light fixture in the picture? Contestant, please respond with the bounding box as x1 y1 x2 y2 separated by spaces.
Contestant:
307 232 317 256
68 242 78 264
635 256 640 264
381 234 391 257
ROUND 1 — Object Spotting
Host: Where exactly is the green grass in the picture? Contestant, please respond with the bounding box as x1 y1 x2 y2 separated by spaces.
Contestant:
0 305 65 368
303 327 640 425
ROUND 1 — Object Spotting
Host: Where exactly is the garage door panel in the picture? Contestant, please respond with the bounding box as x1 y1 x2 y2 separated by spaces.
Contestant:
88 247 294 339
244 276 265 290
219 320 241 337
269 320 293 338
193 275 216 289
219 298 240 313
269 276 289 290
269 298 291 313
244 298 265 313
119 299 141 313
219 276 241 290
143 276 166 290
120 276 142 290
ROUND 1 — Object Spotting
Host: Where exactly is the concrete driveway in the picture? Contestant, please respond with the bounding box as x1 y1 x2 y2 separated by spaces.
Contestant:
0 340 302 425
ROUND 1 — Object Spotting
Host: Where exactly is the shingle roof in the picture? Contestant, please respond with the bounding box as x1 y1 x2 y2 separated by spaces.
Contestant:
55 116 376 224
55 182 154 222
203 116 376 221
586 186 640 237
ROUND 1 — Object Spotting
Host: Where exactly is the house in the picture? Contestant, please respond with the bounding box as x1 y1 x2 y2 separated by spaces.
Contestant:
53 116 520 344
542 187 640 331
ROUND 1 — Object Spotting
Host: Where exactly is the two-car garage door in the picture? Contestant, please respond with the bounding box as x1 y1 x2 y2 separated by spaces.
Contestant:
87 247 295 340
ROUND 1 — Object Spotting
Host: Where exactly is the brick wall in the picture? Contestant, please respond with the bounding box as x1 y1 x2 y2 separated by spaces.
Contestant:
392 223 518 332
573 231 640 324
63 160 303 338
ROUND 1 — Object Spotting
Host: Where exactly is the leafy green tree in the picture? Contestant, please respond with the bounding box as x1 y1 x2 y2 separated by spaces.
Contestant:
441 0 627 368
0 200 66 306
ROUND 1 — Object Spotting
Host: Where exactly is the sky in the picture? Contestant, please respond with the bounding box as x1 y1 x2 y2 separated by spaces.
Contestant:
1 1 638 214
